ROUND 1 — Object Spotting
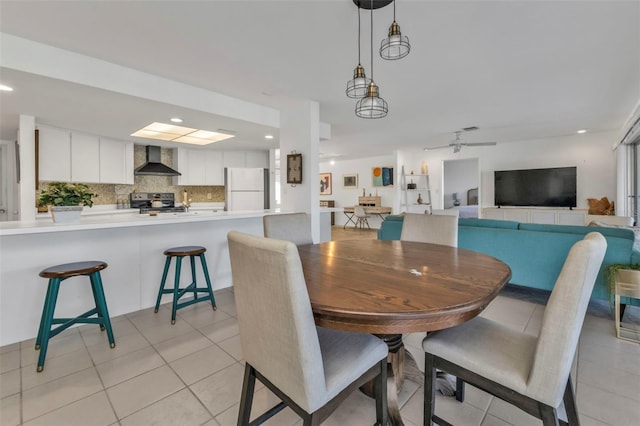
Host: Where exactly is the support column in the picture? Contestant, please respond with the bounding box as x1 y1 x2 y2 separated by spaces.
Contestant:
279 100 320 243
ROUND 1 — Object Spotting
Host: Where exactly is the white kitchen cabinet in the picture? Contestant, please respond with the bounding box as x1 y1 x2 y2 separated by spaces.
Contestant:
245 151 268 168
71 132 100 183
188 149 207 183
38 125 71 181
222 151 246 168
174 148 225 185
99 138 134 184
204 151 224 185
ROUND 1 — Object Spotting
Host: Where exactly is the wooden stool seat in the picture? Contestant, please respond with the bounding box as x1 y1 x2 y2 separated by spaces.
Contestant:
36 260 115 372
40 261 107 279
155 246 217 324
164 246 207 257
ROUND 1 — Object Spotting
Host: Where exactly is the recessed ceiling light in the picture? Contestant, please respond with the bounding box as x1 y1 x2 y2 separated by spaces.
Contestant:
577 129 587 134
265 134 274 139
131 122 235 145
0 84 14 92
170 117 183 123
330 160 336 165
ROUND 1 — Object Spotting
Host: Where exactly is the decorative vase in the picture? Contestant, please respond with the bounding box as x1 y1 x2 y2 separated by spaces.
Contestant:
417 194 423 204
421 161 428 175
50 206 83 223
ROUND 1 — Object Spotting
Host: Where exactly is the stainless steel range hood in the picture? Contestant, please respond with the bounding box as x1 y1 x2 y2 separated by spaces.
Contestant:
134 146 181 176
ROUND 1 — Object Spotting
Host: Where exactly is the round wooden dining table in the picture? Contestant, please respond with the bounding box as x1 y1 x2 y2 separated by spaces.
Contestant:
297 239 511 425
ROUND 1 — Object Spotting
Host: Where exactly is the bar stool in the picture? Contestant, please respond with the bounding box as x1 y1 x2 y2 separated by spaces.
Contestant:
36 261 115 372
154 246 217 324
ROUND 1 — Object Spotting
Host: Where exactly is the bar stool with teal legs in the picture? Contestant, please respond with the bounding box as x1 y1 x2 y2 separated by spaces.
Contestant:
154 246 217 324
36 260 115 372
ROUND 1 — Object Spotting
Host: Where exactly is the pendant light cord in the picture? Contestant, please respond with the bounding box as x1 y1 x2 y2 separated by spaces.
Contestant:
370 0 374 79
393 0 396 21
357 7 362 64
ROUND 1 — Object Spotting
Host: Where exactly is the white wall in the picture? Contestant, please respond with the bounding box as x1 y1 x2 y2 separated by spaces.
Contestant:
399 130 617 211
320 154 396 228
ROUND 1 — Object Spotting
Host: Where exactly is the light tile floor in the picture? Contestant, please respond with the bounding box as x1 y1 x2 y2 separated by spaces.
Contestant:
1 287 639 426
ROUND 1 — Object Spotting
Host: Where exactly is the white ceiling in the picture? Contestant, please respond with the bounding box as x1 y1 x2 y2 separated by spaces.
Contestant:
1 0 639 160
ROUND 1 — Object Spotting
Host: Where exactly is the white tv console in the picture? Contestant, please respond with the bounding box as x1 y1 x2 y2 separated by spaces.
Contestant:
482 207 588 226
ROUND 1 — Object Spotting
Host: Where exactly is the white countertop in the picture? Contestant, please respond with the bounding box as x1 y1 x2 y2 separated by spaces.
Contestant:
1 208 282 236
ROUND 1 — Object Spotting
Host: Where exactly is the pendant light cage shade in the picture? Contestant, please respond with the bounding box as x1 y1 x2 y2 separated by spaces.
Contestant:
346 64 372 98
380 21 410 60
355 81 388 118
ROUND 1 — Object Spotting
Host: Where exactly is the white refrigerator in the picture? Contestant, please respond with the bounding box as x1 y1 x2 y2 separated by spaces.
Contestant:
225 168 269 211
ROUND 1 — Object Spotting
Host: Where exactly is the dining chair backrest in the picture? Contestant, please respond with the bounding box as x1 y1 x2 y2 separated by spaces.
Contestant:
263 212 313 246
526 231 606 406
400 213 458 247
354 206 368 217
431 208 460 217
227 231 325 413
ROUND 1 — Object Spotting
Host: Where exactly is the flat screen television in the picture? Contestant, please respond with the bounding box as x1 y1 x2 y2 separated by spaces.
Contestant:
494 167 577 208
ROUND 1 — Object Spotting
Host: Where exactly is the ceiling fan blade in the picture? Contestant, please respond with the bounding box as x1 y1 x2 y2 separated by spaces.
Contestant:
462 142 496 147
424 144 455 151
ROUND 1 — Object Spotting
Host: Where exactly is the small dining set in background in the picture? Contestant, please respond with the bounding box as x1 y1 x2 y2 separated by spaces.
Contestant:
343 195 392 229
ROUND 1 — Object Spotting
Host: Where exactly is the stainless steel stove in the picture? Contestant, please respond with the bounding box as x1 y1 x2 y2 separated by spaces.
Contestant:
130 192 186 214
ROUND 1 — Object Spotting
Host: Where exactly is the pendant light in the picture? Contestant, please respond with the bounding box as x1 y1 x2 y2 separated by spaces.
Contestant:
356 0 388 119
379 0 410 60
346 6 371 98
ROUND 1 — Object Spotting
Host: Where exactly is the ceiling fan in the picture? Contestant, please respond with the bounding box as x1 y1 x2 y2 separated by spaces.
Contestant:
425 129 497 153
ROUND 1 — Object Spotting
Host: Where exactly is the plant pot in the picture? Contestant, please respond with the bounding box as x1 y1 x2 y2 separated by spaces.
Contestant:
50 206 83 223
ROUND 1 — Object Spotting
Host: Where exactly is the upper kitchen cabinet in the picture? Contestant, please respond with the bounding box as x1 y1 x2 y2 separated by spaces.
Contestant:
38 125 71 181
38 125 133 184
173 149 223 185
245 151 269 168
222 150 269 168
71 132 100 183
99 138 134 184
222 151 246 168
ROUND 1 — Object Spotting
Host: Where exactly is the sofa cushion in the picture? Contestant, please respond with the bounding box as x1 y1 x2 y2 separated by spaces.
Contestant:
519 222 635 242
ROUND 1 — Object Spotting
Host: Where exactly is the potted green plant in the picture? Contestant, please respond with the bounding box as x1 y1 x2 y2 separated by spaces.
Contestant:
38 182 96 223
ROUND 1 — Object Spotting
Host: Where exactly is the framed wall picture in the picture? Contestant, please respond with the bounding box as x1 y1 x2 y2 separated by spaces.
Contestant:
320 173 332 195
343 174 358 188
372 166 394 187
286 153 302 184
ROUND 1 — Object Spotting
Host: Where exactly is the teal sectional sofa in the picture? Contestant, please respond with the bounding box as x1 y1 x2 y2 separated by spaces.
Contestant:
377 216 640 301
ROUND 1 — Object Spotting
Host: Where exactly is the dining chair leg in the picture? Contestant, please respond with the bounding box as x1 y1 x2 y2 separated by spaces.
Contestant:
456 377 465 402
563 376 579 425
375 358 388 426
238 364 256 426
539 404 560 426
423 354 437 426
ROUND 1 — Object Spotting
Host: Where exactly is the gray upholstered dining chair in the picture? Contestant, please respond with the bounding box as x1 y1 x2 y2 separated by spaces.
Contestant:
422 232 607 426
354 205 371 229
227 231 389 426
400 213 458 247
263 212 313 245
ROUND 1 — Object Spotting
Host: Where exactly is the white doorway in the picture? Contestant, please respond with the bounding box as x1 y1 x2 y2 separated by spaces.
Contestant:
443 158 480 218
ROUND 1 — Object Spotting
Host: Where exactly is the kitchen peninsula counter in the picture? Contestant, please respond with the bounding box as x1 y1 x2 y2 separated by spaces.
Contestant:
0 209 288 345
1 209 273 236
